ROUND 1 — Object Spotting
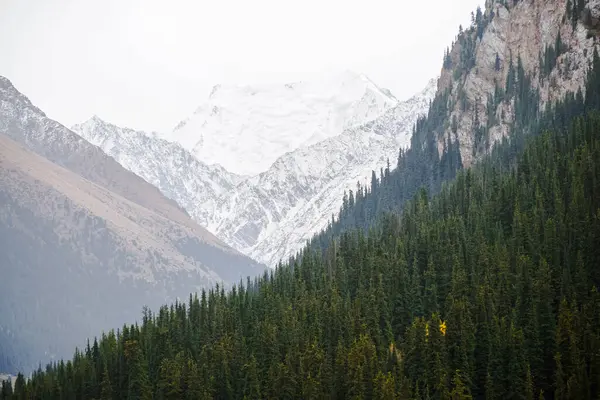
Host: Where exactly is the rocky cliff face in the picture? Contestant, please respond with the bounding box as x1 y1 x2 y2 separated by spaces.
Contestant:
437 0 599 167
583 0 600 34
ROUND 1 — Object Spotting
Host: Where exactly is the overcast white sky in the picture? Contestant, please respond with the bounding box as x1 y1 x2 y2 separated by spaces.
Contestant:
0 0 483 132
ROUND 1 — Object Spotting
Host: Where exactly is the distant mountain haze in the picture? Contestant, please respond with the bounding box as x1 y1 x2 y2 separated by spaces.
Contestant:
0 76 264 373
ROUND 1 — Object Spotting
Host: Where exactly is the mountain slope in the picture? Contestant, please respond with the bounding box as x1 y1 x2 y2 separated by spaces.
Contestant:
72 79 434 266
0 77 264 373
438 0 599 167
311 0 600 255
165 70 399 175
71 116 245 222
210 80 436 265
0 77 219 241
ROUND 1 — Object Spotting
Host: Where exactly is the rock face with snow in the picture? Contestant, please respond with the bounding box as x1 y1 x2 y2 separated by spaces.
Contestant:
210 80 436 265
72 117 245 220
165 71 399 176
73 76 435 266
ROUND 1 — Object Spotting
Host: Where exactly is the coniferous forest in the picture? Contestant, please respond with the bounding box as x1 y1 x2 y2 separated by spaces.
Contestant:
3 10 600 400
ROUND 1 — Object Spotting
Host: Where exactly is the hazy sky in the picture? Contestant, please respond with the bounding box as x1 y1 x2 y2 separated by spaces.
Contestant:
0 0 483 132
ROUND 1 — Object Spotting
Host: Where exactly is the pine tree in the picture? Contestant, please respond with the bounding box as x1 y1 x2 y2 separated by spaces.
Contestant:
373 371 396 400
124 340 152 400
242 355 262 399
450 370 473 400
100 365 113 400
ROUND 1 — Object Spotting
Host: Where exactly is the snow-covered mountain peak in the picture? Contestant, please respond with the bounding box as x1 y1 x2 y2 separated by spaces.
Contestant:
207 78 437 265
74 116 141 155
165 71 400 176
0 76 47 118
71 76 436 267
419 78 438 101
74 115 246 179
76 115 168 146
79 114 150 136
89 114 103 123
78 114 118 132
386 78 438 133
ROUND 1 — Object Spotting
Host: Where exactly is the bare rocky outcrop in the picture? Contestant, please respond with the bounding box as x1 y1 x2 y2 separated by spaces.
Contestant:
583 0 600 33
436 0 599 167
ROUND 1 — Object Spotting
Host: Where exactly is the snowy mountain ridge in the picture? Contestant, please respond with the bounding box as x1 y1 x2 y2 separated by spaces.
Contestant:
72 74 436 266
164 70 400 176
216 78 437 264
72 116 246 217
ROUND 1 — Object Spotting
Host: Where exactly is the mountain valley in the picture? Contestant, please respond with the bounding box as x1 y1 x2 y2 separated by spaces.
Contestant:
2 0 600 398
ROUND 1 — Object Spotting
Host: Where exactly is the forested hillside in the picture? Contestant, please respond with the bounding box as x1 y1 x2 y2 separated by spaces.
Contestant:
3 45 600 400
310 0 599 251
